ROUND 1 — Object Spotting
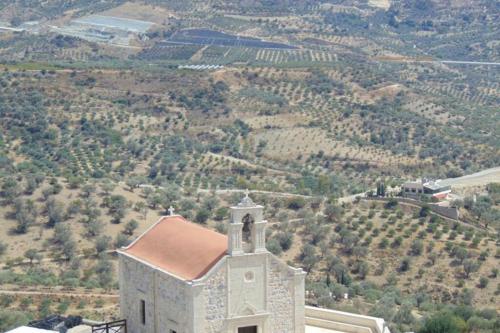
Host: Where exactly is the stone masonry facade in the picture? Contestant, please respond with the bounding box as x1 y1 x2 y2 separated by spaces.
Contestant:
203 265 227 333
267 256 295 333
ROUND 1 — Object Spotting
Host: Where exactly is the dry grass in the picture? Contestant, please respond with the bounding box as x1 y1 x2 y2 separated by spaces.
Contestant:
99 2 178 23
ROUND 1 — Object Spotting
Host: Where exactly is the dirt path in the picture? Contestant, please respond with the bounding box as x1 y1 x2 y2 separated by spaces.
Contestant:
0 250 116 269
0 289 118 299
206 152 300 176
196 188 319 199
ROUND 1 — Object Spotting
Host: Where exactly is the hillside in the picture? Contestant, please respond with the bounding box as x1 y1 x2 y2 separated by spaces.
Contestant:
0 0 498 332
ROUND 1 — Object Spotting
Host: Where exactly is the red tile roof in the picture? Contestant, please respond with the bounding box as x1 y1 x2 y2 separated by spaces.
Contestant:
121 216 228 280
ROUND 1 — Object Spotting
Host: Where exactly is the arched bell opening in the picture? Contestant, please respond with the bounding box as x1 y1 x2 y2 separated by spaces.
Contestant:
242 213 254 252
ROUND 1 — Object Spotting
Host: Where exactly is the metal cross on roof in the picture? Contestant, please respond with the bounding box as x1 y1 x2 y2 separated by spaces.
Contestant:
238 189 255 207
168 206 175 216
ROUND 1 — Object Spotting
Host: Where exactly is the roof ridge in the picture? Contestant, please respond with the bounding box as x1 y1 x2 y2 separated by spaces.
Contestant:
161 215 228 237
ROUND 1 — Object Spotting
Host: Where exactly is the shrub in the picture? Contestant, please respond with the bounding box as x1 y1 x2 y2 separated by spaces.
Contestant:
464 230 474 241
478 277 489 288
467 315 495 332
433 230 442 240
378 238 388 249
419 205 431 217
463 259 479 278
214 207 228 221
57 299 70 314
428 252 438 266
299 244 318 272
287 197 306 210
114 234 130 248
266 239 282 255
124 219 139 235
399 257 411 272
195 208 210 224
410 239 424 256
419 311 467 333
0 242 6 257
38 297 52 318
384 198 398 209
365 221 373 230
479 251 488 261
95 236 111 254
391 236 403 248
0 310 30 332
276 232 293 251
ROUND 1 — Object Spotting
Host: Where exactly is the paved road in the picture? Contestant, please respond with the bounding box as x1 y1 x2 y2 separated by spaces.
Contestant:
338 167 500 204
440 60 500 66
440 167 500 188
376 57 500 67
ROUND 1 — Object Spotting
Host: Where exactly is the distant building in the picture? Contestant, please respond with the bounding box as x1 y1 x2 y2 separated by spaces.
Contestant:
117 194 391 333
51 15 154 46
402 179 451 200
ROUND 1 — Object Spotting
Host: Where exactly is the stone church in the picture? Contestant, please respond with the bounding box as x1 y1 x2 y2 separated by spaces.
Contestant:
118 194 306 333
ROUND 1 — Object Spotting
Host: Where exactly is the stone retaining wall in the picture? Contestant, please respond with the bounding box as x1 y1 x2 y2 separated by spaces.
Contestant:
365 197 460 220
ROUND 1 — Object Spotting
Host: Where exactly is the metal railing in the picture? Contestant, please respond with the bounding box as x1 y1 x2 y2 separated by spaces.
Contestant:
91 319 127 333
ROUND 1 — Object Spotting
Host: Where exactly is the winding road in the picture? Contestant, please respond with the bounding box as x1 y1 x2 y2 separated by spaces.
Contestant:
440 167 500 188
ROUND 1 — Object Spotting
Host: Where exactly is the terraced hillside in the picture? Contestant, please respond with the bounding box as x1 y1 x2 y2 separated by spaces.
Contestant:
0 0 498 332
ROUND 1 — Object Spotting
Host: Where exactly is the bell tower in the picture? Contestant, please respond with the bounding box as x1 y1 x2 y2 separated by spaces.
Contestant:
228 190 267 256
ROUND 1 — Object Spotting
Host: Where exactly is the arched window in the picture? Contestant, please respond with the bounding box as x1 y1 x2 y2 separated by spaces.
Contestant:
242 213 254 243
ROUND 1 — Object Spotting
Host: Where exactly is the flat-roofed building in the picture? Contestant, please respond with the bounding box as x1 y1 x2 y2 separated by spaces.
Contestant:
402 179 451 200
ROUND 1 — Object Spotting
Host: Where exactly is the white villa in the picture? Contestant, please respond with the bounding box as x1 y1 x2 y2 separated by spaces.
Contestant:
117 194 391 333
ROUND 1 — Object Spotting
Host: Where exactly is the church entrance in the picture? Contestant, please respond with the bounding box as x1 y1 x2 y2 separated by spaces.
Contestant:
238 326 257 333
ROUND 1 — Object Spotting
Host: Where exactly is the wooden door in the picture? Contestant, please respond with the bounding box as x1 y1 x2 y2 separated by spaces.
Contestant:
238 326 257 333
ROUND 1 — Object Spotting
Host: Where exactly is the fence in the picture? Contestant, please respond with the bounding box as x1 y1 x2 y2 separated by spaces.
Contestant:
92 319 127 333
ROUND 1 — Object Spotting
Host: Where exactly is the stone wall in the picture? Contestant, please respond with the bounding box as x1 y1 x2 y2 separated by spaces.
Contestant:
119 255 156 333
430 204 460 220
203 265 227 333
365 197 460 220
119 254 192 333
156 271 190 332
267 256 295 333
